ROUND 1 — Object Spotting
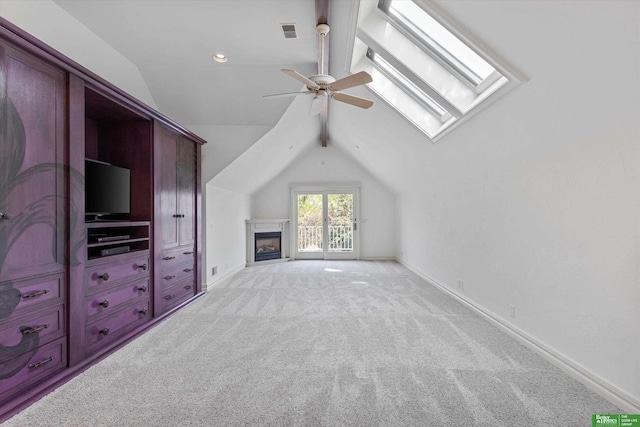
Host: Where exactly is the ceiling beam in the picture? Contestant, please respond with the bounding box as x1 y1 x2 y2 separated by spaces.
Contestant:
316 0 330 147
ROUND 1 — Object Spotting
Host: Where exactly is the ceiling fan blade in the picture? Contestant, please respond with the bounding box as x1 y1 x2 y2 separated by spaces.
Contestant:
332 92 374 109
282 69 320 90
263 91 313 99
309 92 328 116
328 71 373 92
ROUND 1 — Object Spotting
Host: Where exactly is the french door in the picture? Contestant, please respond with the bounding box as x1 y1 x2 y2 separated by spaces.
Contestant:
292 187 359 260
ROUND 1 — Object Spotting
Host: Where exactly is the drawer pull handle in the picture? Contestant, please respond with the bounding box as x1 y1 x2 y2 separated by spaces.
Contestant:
98 272 110 281
137 285 148 293
183 251 194 255
137 263 148 271
22 289 49 299
163 275 175 280
0 212 10 220
28 356 54 370
99 327 110 336
99 300 110 308
139 308 148 316
163 256 175 261
22 324 49 335
173 214 185 218
164 294 176 300
183 268 193 273
184 285 192 290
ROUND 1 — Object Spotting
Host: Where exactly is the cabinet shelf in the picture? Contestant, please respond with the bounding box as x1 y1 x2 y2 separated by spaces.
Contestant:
87 237 149 248
86 222 150 260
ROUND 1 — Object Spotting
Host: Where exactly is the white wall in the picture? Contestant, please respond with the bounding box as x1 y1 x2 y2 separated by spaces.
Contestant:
252 145 396 260
188 125 271 184
0 0 157 109
205 184 251 287
332 0 640 410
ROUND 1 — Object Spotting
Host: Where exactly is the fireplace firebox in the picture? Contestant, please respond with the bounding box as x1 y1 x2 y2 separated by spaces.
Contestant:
254 232 282 262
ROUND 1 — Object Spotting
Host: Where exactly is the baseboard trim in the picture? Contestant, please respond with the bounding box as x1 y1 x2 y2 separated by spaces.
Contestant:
397 258 640 413
360 256 397 261
205 263 245 290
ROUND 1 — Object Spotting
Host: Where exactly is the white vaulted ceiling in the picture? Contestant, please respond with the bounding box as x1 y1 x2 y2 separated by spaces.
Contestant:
33 0 639 197
53 0 320 127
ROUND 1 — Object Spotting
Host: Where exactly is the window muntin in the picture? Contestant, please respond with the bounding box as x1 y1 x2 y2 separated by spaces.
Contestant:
379 0 496 88
359 20 477 113
367 48 450 121
349 0 521 141
368 68 446 138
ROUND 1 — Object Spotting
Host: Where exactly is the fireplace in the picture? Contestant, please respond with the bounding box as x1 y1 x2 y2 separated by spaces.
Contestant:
254 232 282 262
246 219 289 266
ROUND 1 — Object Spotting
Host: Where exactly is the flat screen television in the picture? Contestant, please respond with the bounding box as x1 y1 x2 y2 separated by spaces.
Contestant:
85 159 131 221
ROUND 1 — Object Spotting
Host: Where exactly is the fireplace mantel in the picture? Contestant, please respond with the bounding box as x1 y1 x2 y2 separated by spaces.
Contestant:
246 219 290 266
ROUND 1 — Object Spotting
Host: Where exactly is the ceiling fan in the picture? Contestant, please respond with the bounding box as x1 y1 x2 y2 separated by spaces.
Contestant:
265 24 373 114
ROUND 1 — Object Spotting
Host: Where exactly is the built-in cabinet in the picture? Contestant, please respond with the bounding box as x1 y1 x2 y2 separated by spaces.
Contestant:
0 19 205 421
156 124 196 250
0 34 68 412
154 124 197 315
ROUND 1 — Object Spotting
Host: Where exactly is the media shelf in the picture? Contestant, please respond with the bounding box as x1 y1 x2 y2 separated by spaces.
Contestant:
86 221 150 260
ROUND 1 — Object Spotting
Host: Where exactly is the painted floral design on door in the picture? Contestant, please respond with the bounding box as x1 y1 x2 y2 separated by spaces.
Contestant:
0 66 83 379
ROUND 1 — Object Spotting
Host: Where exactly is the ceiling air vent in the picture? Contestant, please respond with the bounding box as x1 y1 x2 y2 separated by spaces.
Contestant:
281 24 297 39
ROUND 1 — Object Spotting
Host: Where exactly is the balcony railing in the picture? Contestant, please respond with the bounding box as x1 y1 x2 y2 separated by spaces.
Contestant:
298 225 353 252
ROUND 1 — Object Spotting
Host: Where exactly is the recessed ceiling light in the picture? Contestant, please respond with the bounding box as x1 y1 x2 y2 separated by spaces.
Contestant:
212 53 227 63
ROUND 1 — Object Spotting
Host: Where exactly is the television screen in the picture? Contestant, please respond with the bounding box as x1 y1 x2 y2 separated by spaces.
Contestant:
85 159 131 216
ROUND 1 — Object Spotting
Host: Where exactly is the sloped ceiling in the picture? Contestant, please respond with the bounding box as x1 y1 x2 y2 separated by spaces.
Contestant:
49 0 639 197
329 0 639 195
53 0 320 127
210 91 321 194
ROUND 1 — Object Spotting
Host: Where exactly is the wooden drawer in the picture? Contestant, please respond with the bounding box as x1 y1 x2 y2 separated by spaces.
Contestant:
0 304 65 350
85 253 149 294
158 246 194 272
0 274 63 318
85 300 150 354
159 264 194 291
0 337 67 403
160 278 195 313
86 279 150 321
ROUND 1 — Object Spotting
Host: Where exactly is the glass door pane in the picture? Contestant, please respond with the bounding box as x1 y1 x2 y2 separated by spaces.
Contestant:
327 193 354 254
297 193 323 254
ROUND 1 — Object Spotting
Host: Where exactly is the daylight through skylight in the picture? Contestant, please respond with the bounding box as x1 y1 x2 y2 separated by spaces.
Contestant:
348 0 521 141
383 0 495 86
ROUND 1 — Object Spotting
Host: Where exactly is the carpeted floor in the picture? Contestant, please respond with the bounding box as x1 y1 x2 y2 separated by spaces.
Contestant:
5 261 620 426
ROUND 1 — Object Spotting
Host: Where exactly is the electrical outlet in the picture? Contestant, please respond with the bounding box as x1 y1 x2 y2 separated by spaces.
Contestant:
509 305 516 318
457 280 464 290
212 266 217 275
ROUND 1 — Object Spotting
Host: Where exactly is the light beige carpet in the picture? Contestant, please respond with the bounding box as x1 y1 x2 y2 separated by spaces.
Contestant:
5 261 620 426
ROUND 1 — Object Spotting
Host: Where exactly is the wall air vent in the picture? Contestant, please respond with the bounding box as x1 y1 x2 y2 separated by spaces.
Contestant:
281 24 297 39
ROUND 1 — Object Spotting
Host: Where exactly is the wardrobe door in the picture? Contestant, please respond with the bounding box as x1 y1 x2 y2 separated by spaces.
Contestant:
0 41 66 283
177 137 195 247
0 37 68 407
156 125 180 251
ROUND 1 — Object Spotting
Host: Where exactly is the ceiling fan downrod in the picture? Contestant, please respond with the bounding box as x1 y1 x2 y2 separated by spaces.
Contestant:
316 23 330 76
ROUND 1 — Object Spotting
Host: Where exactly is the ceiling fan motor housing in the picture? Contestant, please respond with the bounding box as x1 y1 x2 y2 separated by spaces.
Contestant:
309 74 336 88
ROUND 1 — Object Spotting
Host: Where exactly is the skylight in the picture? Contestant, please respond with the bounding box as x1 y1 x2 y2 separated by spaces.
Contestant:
348 0 522 141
